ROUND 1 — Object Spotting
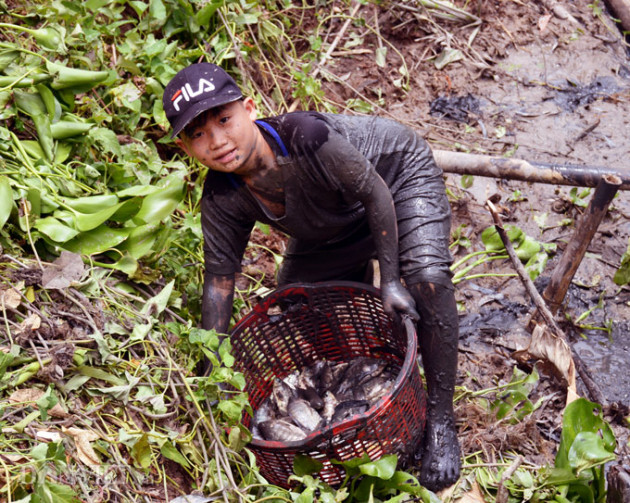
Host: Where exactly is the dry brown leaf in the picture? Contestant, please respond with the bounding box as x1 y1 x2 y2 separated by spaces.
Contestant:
0 288 21 309
513 322 578 405
439 480 486 502
19 313 41 331
9 388 69 418
42 251 85 290
62 426 101 470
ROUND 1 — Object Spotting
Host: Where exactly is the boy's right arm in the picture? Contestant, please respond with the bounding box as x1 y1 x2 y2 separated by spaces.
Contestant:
202 271 235 333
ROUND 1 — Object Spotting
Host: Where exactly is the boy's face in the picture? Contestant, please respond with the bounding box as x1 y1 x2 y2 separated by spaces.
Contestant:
175 97 260 175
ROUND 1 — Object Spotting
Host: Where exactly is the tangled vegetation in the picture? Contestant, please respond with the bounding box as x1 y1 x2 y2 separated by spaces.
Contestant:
0 0 622 501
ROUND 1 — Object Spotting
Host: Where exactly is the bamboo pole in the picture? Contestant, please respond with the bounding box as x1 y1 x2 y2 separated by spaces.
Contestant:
433 150 630 190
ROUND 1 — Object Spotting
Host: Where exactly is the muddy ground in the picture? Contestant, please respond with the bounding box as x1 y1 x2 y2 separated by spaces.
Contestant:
243 0 630 477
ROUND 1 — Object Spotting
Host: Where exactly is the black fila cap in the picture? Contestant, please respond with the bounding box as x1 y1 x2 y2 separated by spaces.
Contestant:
163 63 243 138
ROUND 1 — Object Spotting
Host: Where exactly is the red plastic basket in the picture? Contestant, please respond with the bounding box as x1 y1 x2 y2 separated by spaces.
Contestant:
229 282 427 488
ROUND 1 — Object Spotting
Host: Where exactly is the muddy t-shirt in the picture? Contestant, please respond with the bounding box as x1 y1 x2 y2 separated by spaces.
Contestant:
201 112 438 275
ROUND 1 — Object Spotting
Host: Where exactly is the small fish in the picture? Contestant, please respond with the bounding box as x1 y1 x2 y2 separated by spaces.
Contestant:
322 391 339 423
282 372 299 389
332 399 370 424
288 398 323 432
319 360 348 392
259 419 307 442
298 385 324 410
362 376 395 402
253 400 276 425
272 378 296 416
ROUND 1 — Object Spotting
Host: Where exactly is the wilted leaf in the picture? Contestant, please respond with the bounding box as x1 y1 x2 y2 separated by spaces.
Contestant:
41 251 85 289
130 433 152 469
62 426 100 470
9 388 69 418
513 322 577 404
0 288 21 309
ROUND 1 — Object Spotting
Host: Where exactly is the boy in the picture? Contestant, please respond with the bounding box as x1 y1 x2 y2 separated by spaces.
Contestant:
162 62 461 491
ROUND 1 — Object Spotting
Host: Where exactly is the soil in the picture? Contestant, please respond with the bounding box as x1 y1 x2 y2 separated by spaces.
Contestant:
242 0 630 482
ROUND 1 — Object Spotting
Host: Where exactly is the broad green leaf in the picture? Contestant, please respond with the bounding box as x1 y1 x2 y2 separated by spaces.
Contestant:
110 253 139 276
119 223 159 259
35 216 80 242
64 226 130 255
294 455 324 476
160 441 191 469
556 398 616 470
359 454 397 479
63 194 119 214
46 61 109 91
0 176 13 230
568 431 616 474
133 176 184 224
73 200 128 231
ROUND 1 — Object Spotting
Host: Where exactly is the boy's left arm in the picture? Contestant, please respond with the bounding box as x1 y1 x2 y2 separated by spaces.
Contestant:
360 174 419 321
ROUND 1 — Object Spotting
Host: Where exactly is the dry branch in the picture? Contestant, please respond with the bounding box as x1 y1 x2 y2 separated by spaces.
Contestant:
433 150 630 190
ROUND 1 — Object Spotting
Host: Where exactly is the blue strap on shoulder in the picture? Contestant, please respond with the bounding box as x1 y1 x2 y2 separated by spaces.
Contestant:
256 119 289 157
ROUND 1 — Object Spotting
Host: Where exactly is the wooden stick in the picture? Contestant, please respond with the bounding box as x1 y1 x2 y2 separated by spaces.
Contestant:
542 174 621 314
486 201 607 406
486 201 563 335
433 150 630 190
496 455 523 503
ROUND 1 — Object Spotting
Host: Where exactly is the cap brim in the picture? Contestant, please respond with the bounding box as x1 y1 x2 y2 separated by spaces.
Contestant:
170 95 242 139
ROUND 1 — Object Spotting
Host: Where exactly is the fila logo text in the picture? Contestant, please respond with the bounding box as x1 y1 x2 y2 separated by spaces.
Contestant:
171 79 215 111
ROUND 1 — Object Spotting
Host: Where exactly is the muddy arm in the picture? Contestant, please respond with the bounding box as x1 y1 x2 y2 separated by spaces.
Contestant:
360 175 419 320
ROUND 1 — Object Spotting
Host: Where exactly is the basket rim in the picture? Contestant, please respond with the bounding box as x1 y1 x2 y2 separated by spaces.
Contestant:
237 281 419 452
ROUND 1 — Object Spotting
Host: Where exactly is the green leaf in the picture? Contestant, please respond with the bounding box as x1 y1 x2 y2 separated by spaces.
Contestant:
0 176 14 230
62 194 119 214
160 441 191 469
568 431 616 474
140 279 174 316
73 200 128 231
294 454 324 476
556 398 616 470
36 385 59 421
119 224 159 259
46 61 109 91
218 399 244 423
35 216 80 242
295 487 315 503
130 433 152 469
133 175 184 224
63 226 129 255
359 454 397 479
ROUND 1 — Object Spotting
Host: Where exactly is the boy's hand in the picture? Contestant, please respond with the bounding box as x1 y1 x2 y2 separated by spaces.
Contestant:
380 281 420 322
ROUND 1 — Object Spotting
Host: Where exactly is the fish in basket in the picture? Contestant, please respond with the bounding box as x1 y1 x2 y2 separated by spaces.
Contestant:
229 282 427 488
